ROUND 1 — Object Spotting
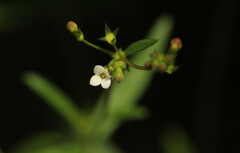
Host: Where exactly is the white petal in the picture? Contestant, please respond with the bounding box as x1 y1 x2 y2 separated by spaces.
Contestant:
101 78 111 89
93 65 105 75
90 75 102 86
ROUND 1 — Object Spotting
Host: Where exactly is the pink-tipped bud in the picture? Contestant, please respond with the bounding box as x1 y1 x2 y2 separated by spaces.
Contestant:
115 75 123 83
114 68 124 83
170 37 182 52
66 21 78 32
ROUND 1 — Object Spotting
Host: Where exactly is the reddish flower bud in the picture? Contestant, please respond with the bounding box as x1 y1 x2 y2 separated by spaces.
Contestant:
115 75 123 83
66 21 78 32
156 63 166 73
114 68 124 83
170 37 182 52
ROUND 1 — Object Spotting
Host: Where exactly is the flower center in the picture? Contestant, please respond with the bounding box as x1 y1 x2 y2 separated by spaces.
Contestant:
100 73 106 79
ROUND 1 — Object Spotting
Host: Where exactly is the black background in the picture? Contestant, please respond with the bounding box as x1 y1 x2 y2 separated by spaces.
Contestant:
0 0 239 153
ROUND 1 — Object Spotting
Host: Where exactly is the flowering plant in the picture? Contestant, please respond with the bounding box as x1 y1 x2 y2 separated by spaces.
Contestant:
11 15 186 153
66 20 182 89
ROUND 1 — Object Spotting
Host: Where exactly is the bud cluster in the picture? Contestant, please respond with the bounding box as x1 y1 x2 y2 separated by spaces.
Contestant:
144 38 182 74
106 49 127 83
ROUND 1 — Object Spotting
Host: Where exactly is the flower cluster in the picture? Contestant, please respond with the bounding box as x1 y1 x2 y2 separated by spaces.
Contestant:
66 21 182 89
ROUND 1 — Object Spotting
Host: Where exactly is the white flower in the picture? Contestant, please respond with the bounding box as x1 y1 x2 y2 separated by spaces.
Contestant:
90 65 111 89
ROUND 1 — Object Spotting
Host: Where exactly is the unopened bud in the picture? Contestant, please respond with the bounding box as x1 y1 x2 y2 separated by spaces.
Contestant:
114 61 126 69
115 75 123 83
156 63 166 73
170 37 182 52
66 21 78 32
66 21 84 41
106 33 116 45
166 65 176 74
165 54 174 63
114 68 124 83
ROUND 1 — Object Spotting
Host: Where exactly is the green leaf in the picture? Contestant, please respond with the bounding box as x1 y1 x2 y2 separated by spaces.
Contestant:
22 71 87 134
12 139 121 153
10 132 68 153
124 39 159 56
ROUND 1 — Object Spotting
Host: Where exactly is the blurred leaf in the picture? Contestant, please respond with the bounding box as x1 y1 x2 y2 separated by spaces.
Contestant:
10 132 69 153
22 72 86 134
10 131 122 153
160 126 197 153
124 39 159 56
15 142 79 153
94 14 174 140
117 106 149 120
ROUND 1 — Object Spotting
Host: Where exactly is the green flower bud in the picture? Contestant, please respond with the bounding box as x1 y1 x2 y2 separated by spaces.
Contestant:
106 33 116 45
166 65 177 74
112 61 126 69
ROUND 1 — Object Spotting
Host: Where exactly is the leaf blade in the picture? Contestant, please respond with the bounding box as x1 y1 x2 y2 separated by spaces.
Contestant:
124 38 159 56
22 71 86 134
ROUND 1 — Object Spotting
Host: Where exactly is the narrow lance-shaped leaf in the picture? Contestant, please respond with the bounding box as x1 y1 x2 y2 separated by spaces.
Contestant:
124 38 159 56
22 71 86 134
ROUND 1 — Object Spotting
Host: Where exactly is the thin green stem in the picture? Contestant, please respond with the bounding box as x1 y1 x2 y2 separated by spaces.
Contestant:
82 40 114 56
112 44 118 51
123 58 147 70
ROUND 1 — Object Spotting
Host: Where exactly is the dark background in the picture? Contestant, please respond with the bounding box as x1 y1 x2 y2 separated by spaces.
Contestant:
0 0 239 153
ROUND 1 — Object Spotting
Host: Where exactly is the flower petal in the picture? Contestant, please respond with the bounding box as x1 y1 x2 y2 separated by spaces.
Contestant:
94 65 105 75
90 75 102 86
101 78 111 89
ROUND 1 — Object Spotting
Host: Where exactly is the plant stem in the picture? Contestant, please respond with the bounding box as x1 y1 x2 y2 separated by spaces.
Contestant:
82 40 114 56
112 44 118 51
123 58 147 70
